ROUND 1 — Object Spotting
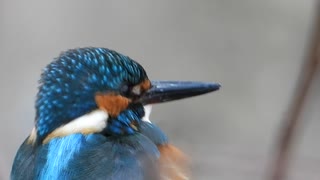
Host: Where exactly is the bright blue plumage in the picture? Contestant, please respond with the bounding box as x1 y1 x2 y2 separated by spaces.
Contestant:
36 48 147 140
12 122 164 180
11 47 219 180
36 133 159 179
12 48 163 179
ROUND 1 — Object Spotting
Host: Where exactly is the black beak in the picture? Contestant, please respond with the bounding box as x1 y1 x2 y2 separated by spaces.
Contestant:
139 81 221 105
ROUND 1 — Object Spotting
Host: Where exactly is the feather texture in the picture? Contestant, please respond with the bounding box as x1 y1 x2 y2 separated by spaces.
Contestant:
11 121 189 180
12 132 160 180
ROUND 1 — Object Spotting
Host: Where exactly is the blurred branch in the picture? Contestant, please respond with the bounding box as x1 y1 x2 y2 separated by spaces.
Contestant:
270 3 320 180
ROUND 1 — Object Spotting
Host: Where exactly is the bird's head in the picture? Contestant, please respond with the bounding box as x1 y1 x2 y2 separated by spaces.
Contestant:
31 48 220 144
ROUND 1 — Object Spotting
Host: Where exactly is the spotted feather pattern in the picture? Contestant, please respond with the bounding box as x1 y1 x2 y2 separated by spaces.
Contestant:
12 47 192 180
36 48 148 140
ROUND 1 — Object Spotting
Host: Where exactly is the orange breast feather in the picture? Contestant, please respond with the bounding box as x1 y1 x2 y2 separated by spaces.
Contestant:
158 144 190 180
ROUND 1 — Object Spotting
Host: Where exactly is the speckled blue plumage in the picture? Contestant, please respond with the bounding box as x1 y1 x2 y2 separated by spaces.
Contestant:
11 47 170 180
106 103 144 135
36 48 147 140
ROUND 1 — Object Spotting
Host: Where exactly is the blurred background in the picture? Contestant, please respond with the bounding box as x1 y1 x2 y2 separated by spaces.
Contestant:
1 0 319 179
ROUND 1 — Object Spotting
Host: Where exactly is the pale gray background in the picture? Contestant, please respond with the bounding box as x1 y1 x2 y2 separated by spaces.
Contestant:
1 0 320 179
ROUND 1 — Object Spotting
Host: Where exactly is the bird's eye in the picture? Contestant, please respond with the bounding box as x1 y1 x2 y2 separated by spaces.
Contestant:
120 83 145 100
120 84 129 95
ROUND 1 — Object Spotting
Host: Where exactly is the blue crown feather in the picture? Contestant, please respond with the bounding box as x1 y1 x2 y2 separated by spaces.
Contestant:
36 48 148 139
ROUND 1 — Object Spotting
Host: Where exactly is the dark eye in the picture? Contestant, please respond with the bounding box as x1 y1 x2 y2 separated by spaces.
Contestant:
120 83 143 100
120 84 129 95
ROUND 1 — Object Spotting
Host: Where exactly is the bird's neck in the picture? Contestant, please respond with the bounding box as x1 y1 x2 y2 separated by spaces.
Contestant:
104 107 144 136
40 109 108 144
33 106 144 144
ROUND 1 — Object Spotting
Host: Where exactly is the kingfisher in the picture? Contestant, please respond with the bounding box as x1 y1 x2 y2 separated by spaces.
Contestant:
11 47 220 180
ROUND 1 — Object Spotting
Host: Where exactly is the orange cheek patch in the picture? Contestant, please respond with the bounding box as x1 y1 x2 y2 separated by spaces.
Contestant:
158 144 191 180
95 93 131 117
140 79 151 92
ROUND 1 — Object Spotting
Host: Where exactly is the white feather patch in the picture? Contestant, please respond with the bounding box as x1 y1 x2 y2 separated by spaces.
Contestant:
142 105 152 123
131 84 141 95
43 109 108 143
27 127 37 144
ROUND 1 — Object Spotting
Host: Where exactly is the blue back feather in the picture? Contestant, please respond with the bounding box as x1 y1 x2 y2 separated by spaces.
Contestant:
11 138 36 180
12 122 166 180
35 133 159 180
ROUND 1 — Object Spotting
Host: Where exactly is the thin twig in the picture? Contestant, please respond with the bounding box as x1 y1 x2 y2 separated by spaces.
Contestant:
270 3 320 180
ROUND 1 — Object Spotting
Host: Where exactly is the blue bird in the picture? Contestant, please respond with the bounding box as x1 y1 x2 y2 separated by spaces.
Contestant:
11 47 220 180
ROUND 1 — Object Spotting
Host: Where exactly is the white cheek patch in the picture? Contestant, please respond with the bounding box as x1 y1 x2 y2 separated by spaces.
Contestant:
142 105 152 123
43 109 108 143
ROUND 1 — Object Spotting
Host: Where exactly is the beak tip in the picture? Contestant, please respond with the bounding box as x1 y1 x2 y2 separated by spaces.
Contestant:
208 83 221 92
